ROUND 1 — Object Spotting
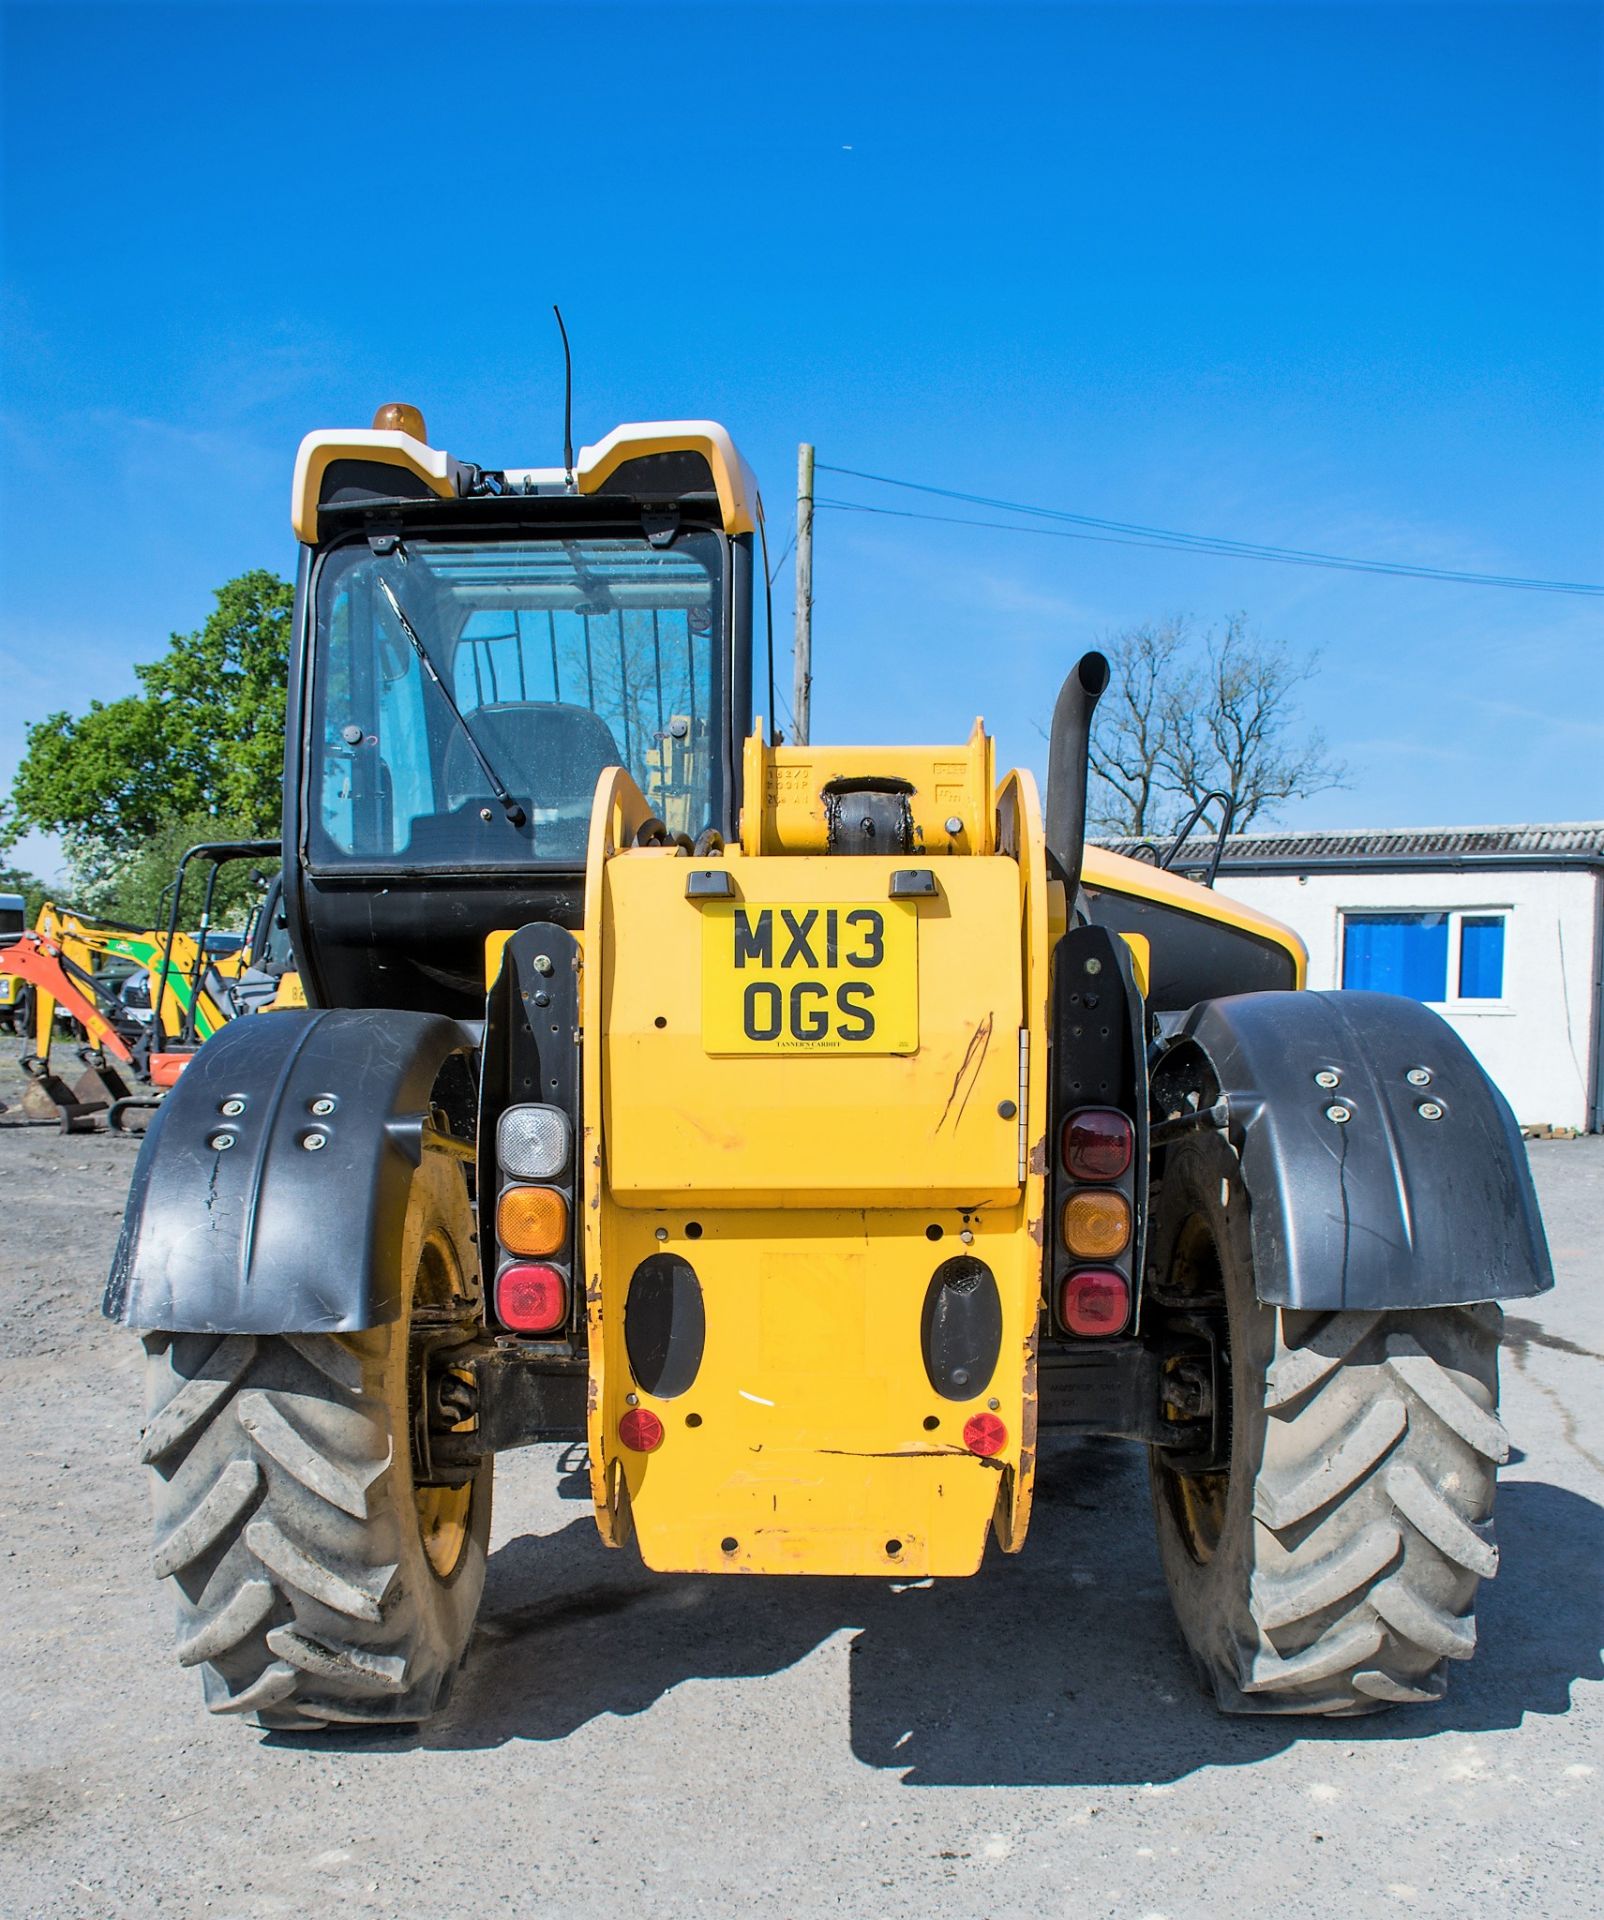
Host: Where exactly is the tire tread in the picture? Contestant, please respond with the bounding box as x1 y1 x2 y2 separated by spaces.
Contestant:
1148 1132 1506 1718
1239 1308 1503 1709
144 1322 483 1727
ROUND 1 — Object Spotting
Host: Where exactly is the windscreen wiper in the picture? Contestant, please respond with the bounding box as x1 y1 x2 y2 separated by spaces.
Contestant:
373 574 528 831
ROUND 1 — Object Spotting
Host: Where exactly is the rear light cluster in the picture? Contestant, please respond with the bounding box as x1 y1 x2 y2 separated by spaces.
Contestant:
1057 1107 1133 1337
494 1104 574 1334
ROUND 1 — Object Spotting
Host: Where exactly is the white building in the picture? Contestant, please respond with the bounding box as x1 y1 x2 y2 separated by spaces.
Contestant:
1121 824 1604 1134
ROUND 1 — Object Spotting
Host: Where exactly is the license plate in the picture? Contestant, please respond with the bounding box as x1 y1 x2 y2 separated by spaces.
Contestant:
700 901 919 1054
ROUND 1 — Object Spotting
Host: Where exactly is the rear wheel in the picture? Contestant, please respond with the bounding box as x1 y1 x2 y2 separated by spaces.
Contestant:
140 1152 491 1729
1148 1132 1507 1715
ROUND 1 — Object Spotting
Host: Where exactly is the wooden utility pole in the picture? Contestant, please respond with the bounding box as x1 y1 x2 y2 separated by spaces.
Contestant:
792 442 814 746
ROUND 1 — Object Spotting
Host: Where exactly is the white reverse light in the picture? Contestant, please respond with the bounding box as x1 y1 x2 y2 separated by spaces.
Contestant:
497 1104 572 1181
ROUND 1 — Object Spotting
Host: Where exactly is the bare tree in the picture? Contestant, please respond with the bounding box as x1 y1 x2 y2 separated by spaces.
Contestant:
1085 618 1192 836
1088 614 1346 837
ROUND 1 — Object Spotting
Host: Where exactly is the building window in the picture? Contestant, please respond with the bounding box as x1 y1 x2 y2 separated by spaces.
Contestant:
1458 916 1505 999
1340 909 1507 1004
1341 913 1449 999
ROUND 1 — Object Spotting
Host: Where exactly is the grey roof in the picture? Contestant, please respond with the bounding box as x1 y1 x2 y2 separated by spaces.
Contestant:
1098 822 1604 869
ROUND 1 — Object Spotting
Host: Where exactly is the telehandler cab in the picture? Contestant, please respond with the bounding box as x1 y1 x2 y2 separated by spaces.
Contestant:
107 409 1552 1731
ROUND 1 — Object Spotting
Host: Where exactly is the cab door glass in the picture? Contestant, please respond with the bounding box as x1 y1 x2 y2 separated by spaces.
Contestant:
309 533 726 868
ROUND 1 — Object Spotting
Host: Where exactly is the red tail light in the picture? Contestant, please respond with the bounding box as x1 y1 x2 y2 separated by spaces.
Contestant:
619 1407 664 1452
962 1411 1008 1457
1061 1107 1133 1181
496 1262 567 1333
1060 1268 1131 1336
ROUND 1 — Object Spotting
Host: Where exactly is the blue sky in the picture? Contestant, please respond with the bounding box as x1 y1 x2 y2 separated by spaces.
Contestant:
2 0 1599 878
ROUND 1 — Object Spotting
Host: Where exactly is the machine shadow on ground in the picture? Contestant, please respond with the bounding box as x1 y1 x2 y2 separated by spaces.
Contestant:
341 1436 1604 1784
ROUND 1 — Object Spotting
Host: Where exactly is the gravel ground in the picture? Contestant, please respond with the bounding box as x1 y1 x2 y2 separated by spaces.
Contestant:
0 1044 1598 1920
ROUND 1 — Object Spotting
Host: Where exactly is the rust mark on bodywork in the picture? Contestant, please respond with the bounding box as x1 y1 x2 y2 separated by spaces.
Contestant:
1017 1321 1040 1474
1028 1135 1048 1176
1001 1321 1041 1554
933 1012 994 1137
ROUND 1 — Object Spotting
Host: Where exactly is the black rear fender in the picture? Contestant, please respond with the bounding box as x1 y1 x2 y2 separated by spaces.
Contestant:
1158 990 1552 1310
103 1007 478 1334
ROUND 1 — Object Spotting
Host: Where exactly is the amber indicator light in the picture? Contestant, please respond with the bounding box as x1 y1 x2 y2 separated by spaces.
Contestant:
1062 1189 1131 1258
497 1185 569 1258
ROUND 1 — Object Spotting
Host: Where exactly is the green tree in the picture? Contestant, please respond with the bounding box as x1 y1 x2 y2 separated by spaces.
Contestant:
96 811 274 932
0 859 51 924
7 571 293 892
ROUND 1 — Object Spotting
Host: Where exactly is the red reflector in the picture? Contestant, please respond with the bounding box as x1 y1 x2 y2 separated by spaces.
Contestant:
495 1262 567 1333
962 1411 1008 1457
1060 1268 1131 1336
1062 1107 1133 1181
619 1406 664 1452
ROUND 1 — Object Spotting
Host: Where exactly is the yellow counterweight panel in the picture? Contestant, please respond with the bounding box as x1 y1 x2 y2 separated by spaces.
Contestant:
581 757 1052 1577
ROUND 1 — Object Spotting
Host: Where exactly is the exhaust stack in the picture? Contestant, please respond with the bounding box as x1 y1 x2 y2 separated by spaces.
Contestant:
1044 651 1110 903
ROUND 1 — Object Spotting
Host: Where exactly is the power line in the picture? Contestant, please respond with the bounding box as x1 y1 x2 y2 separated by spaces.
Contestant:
766 528 796 588
817 464 1603 596
819 493 1601 596
818 496 1321 567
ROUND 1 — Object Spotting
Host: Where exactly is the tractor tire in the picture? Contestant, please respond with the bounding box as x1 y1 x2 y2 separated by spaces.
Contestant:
1148 1131 1507 1716
139 1152 491 1730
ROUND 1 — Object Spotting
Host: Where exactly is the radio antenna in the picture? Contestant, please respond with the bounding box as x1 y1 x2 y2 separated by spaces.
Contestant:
553 304 575 488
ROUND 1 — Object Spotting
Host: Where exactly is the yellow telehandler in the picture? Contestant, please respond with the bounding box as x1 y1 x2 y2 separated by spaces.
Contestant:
106 408 1551 1731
